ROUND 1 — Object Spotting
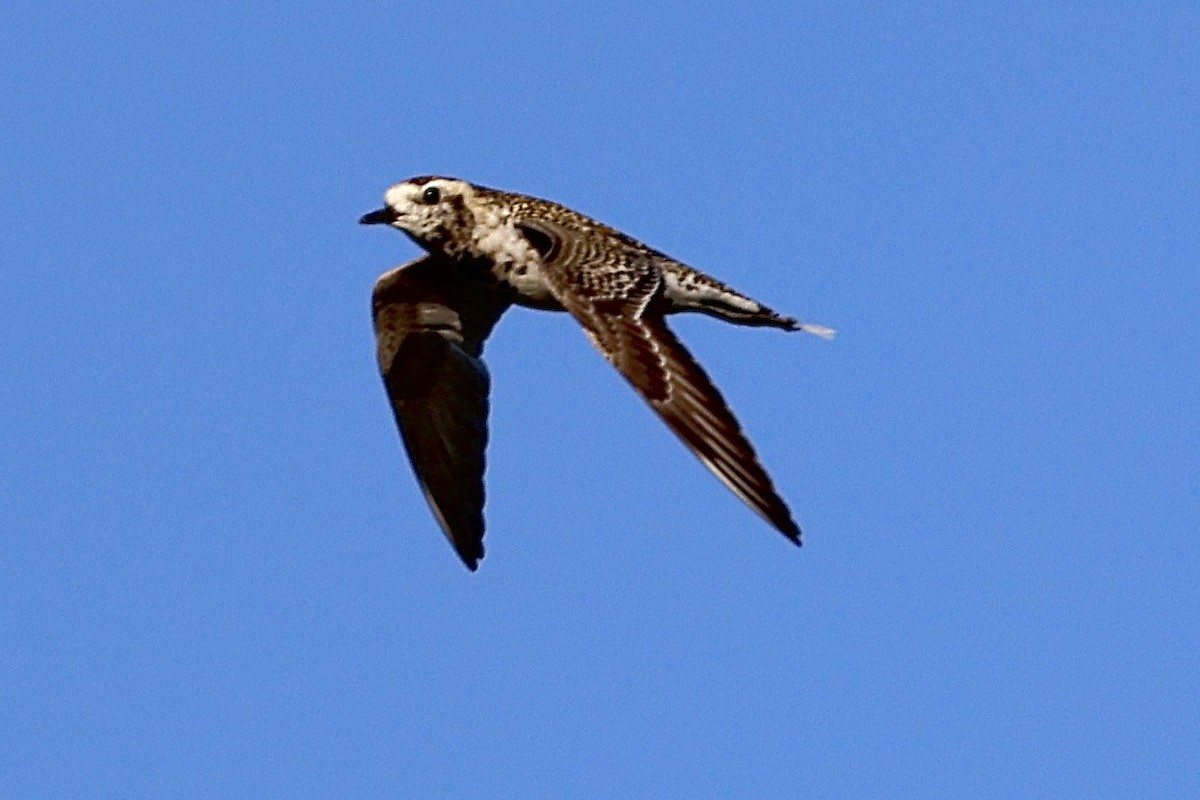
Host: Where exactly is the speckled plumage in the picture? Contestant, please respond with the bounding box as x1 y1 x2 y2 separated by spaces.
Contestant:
361 176 834 570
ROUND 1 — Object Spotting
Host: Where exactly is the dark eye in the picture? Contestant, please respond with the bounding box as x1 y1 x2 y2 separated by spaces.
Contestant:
422 186 441 204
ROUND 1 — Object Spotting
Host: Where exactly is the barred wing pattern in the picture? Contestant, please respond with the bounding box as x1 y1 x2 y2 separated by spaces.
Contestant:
516 220 802 544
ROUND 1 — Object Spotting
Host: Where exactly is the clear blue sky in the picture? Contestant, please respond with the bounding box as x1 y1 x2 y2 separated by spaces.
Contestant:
3 3 1197 797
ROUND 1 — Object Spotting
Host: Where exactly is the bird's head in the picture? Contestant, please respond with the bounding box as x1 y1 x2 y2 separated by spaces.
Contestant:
360 176 478 258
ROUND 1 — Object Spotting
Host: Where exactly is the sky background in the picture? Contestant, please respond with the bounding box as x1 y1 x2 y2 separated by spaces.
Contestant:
3 3 1197 797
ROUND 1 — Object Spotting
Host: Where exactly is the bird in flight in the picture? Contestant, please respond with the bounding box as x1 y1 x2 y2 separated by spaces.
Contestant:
361 176 834 570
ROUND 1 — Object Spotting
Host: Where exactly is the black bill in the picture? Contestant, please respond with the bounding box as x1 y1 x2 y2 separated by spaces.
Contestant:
359 207 399 225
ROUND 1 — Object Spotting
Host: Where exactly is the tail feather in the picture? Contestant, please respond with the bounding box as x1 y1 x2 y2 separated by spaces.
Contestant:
792 320 837 339
661 262 835 337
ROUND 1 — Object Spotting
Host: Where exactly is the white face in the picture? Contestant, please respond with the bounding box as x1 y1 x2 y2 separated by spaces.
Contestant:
374 177 475 244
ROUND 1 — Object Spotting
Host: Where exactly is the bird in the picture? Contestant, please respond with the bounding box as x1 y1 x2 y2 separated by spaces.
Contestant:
361 176 834 570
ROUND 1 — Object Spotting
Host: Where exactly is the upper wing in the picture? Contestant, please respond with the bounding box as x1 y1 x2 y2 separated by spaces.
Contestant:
516 220 802 544
372 255 511 570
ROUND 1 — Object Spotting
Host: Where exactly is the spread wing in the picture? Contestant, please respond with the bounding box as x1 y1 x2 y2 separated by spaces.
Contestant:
516 220 802 544
372 255 511 570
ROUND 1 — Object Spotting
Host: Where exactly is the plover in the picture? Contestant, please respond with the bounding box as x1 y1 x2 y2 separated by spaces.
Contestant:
361 177 834 570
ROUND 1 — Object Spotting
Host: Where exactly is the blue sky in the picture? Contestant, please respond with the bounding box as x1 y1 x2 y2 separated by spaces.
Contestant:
3 3 1197 797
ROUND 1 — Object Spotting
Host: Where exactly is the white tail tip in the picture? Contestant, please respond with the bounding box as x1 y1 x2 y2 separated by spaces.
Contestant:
798 322 837 340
